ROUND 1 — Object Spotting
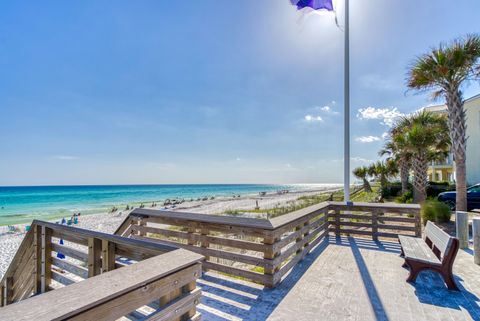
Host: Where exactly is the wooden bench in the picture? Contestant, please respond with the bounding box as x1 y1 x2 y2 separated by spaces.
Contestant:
398 221 459 290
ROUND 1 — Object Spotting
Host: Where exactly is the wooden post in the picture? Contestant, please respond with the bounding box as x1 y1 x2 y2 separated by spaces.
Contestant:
263 235 280 287
41 226 52 293
88 238 102 277
181 281 197 320
4 277 13 306
101 240 116 273
473 218 480 265
33 225 42 294
456 211 469 249
200 228 209 262
187 226 196 246
371 210 378 241
295 224 303 255
0 281 4 307
302 221 311 255
414 209 422 237
137 217 146 237
335 209 341 236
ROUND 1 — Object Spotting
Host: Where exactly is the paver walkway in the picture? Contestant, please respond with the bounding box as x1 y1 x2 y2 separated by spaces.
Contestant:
197 236 480 321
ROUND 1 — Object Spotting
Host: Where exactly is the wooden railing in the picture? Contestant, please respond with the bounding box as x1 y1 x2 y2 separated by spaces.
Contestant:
327 202 421 239
115 202 420 287
0 220 203 320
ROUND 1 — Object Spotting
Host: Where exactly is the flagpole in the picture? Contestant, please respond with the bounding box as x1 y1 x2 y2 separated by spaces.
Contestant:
344 0 350 203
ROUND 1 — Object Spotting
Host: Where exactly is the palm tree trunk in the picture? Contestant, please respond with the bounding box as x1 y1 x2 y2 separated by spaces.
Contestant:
446 89 468 211
362 178 372 193
412 155 428 204
400 160 409 194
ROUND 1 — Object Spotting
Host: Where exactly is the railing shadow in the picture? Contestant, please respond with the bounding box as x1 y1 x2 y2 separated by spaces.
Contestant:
339 236 391 321
197 237 330 321
329 235 402 254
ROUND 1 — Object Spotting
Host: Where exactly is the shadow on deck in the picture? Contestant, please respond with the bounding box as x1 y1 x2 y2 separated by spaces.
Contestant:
197 236 480 321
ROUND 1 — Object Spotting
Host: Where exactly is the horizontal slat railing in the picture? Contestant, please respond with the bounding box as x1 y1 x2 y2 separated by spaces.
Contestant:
114 202 420 287
0 220 204 321
327 202 421 240
115 203 327 287
0 249 203 321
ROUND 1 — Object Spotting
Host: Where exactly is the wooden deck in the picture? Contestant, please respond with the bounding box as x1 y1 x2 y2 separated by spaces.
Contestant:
197 236 480 321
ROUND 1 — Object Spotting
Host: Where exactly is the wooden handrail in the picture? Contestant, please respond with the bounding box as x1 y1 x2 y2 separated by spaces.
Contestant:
0 220 187 307
114 202 420 287
0 249 203 321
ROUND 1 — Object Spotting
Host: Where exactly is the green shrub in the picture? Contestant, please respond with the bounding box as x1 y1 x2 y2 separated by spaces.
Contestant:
421 200 452 225
396 190 413 204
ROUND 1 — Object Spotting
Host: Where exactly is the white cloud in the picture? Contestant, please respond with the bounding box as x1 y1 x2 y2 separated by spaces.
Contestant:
314 101 339 115
351 157 373 163
356 106 404 127
381 132 389 139
331 157 373 163
51 155 79 161
355 135 381 143
304 114 323 122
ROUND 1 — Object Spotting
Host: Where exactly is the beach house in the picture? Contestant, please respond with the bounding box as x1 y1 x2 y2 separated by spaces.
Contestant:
424 93 480 185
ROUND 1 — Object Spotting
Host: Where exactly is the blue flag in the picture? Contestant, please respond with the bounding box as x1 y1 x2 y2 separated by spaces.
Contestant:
291 0 334 11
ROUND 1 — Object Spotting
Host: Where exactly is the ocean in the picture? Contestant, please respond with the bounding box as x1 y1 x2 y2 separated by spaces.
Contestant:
0 184 339 225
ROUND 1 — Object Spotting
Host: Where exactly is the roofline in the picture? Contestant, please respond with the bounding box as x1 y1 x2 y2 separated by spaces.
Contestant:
422 92 480 110
465 93 480 103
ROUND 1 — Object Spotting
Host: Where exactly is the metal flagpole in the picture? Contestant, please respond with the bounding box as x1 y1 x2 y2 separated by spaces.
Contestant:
344 0 350 203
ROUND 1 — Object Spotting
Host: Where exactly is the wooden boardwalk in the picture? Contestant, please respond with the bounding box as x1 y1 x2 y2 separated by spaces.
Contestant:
197 236 480 321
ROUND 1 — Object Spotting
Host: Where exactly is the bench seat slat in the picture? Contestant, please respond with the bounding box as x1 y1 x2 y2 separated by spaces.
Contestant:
398 235 441 266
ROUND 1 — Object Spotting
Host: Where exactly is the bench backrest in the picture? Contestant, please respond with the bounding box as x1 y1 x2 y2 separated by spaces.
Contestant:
424 221 454 261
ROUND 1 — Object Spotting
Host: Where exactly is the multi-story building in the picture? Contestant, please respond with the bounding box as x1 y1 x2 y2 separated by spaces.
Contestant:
424 93 480 185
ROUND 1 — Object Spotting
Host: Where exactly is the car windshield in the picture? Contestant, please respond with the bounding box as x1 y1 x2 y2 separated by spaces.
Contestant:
468 185 480 193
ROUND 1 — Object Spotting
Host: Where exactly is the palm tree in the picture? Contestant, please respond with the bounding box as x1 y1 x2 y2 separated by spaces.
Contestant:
379 137 412 195
407 34 480 211
367 160 397 191
393 111 450 204
353 166 372 192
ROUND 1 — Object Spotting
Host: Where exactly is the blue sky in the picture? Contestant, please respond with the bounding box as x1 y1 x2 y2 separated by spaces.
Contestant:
1 0 479 186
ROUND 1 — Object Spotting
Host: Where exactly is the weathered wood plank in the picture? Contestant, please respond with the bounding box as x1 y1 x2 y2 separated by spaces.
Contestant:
378 224 416 232
0 249 203 321
68 264 201 321
132 224 267 253
272 215 326 253
132 208 274 230
131 235 272 269
327 201 420 213
145 288 201 321
51 243 88 262
35 220 175 254
51 270 77 286
331 221 373 228
202 261 269 285
52 257 88 279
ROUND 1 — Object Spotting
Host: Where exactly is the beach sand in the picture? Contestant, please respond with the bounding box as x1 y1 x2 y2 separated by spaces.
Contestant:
0 187 338 278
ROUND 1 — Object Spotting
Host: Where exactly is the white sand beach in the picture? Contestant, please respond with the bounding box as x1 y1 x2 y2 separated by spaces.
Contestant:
0 187 339 278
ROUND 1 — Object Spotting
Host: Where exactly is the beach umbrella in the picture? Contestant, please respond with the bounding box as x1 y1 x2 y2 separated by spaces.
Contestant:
290 0 351 202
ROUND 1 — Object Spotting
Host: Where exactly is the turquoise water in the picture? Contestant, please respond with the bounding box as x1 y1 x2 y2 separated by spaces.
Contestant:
0 184 338 225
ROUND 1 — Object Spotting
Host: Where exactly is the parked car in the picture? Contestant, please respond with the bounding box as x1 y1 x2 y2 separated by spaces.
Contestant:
437 184 480 211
